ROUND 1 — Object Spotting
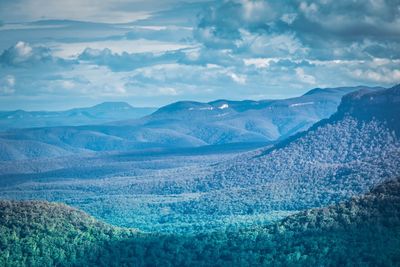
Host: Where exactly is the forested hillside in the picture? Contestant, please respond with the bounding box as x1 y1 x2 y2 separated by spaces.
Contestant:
185 84 400 221
0 201 136 266
1 177 400 266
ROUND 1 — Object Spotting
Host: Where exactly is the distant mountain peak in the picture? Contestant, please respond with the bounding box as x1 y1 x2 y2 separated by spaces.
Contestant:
155 101 209 113
340 84 400 107
302 86 380 96
91 102 133 111
331 85 400 133
303 88 324 96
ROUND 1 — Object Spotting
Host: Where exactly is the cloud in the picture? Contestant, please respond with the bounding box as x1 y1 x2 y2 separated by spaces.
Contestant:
194 0 400 60
351 62 400 84
0 75 15 95
77 47 188 72
77 45 244 72
126 63 247 88
227 71 246 84
295 67 316 85
124 26 193 42
243 58 271 68
0 41 52 67
0 0 211 24
0 0 399 110
0 0 151 23
237 31 308 58
132 1 212 27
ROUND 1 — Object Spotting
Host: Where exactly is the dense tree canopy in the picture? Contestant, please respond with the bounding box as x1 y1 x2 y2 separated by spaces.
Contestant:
1 177 400 266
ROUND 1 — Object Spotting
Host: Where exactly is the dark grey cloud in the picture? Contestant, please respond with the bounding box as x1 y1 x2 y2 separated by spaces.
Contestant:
194 0 400 60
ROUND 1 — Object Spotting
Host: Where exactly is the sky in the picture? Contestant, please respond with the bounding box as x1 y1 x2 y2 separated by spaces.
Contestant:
0 0 399 110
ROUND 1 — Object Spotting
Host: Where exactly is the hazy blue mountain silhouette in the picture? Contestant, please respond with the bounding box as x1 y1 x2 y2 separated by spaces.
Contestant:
0 86 383 160
0 102 156 130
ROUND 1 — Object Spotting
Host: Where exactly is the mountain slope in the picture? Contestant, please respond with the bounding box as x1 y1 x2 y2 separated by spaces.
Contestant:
0 102 156 130
0 138 76 161
117 85 383 143
183 84 400 217
0 86 382 160
0 200 136 266
1 177 400 266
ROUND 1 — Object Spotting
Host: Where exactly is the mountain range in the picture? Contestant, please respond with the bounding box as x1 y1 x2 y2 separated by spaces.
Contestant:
0 102 156 130
0 86 384 160
103 84 400 232
182 84 400 222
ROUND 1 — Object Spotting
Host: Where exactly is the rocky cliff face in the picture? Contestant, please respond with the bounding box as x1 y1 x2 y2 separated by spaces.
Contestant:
337 84 400 128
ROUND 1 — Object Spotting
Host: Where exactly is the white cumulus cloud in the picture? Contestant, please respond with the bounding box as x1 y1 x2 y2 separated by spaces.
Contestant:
0 75 16 95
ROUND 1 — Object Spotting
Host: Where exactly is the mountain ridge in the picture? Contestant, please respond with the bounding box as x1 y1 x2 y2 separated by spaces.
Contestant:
143 84 400 231
0 86 388 161
0 102 156 130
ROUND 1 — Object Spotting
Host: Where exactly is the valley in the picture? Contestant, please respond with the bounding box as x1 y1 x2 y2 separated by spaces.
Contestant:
2 176 400 266
1 85 399 234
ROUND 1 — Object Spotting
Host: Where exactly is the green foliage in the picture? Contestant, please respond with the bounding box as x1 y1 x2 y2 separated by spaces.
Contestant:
1 178 400 266
0 201 135 267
